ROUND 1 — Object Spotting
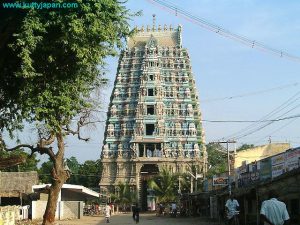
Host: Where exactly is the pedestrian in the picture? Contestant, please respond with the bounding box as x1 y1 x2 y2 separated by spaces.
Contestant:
132 203 136 221
159 203 164 216
225 194 240 225
105 203 111 223
133 203 140 224
260 190 290 225
171 202 177 217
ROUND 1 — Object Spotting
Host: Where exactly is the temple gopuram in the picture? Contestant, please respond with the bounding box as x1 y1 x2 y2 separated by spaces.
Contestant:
99 19 207 210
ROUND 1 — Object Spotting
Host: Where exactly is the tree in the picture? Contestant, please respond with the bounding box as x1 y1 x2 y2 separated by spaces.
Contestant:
0 1 136 224
38 161 53 184
0 149 39 172
65 156 80 185
148 168 178 203
77 159 102 188
113 182 136 212
237 143 255 151
206 143 227 178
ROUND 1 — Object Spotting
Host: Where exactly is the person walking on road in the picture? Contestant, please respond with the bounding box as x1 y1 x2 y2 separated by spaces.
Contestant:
133 203 140 223
225 194 240 225
260 190 290 225
171 202 177 217
105 203 111 223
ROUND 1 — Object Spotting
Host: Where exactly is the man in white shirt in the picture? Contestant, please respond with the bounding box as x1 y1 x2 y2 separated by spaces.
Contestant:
260 190 290 225
171 202 177 217
225 194 240 225
105 204 111 223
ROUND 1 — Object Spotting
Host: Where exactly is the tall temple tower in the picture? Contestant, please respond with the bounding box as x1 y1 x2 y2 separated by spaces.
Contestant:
100 20 207 209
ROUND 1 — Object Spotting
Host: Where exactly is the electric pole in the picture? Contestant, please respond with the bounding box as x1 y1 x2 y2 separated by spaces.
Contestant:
210 140 236 195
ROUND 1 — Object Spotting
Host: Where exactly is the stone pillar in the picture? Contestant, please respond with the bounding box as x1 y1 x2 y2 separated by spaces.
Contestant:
135 164 142 206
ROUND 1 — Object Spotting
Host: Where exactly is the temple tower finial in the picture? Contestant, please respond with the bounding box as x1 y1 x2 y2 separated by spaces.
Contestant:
152 14 156 30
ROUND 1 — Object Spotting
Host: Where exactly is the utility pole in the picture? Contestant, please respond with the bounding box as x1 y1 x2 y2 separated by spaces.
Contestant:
190 176 194 193
210 140 236 195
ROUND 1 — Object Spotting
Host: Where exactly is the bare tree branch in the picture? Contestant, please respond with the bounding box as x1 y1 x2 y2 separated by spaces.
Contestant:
5 144 56 161
39 133 55 146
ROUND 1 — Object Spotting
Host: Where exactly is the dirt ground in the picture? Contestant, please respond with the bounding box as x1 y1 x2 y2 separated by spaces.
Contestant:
56 213 219 225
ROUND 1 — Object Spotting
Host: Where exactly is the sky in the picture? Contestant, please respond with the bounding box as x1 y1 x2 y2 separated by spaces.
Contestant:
6 0 300 164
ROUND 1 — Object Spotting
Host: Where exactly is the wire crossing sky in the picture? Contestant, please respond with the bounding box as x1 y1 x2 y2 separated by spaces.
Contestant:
9 0 300 163
148 0 300 63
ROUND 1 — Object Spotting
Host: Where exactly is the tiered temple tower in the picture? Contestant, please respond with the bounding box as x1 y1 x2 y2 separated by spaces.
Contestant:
99 21 207 209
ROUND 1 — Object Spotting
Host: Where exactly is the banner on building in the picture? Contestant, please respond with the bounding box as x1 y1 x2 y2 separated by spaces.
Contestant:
271 152 286 166
271 152 286 179
272 163 285 179
285 147 300 172
259 158 271 180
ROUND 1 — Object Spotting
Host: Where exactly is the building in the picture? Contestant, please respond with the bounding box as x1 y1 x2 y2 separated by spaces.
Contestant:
0 172 38 223
207 146 300 225
32 184 99 220
99 19 207 209
234 143 290 168
0 171 39 206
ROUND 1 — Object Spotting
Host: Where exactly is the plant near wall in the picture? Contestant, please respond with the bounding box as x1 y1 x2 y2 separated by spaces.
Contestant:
114 182 136 212
148 168 178 203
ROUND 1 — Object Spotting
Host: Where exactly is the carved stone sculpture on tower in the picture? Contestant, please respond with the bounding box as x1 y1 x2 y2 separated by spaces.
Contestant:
187 104 193 116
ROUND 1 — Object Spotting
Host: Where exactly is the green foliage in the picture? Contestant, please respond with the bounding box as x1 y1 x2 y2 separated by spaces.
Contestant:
148 168 178 203
179 173 191 193
114 182 136 206
237 143 255 151
38 158 102 188
206 143 227 178
66 156 80 174
1 149 39 172
38 160 53 184
69 159 102 188
0 2 136 223
0 0 136 135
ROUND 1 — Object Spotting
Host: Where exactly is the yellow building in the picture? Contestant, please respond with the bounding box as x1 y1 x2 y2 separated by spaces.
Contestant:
234 143 290 168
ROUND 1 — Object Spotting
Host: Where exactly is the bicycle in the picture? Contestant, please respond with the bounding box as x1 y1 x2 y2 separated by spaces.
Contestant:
226 210 240 225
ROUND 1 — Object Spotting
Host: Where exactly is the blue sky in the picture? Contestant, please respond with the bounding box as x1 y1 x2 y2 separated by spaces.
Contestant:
7 0 300 163
66 0 300 162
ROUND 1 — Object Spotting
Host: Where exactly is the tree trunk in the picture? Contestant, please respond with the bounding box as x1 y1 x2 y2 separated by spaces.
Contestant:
42 180 64 225
42 132 68 225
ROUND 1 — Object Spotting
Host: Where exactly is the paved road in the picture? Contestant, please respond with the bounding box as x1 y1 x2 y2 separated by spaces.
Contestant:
57 213 219 225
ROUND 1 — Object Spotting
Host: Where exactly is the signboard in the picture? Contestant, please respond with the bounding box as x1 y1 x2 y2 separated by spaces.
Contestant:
272 163 285 179
196 174 203 179
248 161 258 173
271 152 286 166
239 161 248 174
238 171 259 187
285 147 300 172
212 176 228 186
271 152 286 179
259 158 271 180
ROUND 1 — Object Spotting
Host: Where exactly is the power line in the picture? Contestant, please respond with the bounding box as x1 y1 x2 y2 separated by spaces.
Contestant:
147 0 300 62
202 114 300 123
222 91 300 140
201 82 299 103
253 117 299 144
233 103 300 140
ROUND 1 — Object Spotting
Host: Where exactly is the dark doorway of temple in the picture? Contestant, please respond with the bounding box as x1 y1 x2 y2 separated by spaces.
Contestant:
140 164 159 211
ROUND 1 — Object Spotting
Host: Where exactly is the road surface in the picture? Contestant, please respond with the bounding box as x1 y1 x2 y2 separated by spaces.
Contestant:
57 213 219 225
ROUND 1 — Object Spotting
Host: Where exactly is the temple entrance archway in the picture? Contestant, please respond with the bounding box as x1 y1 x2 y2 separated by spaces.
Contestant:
140 164 159 211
